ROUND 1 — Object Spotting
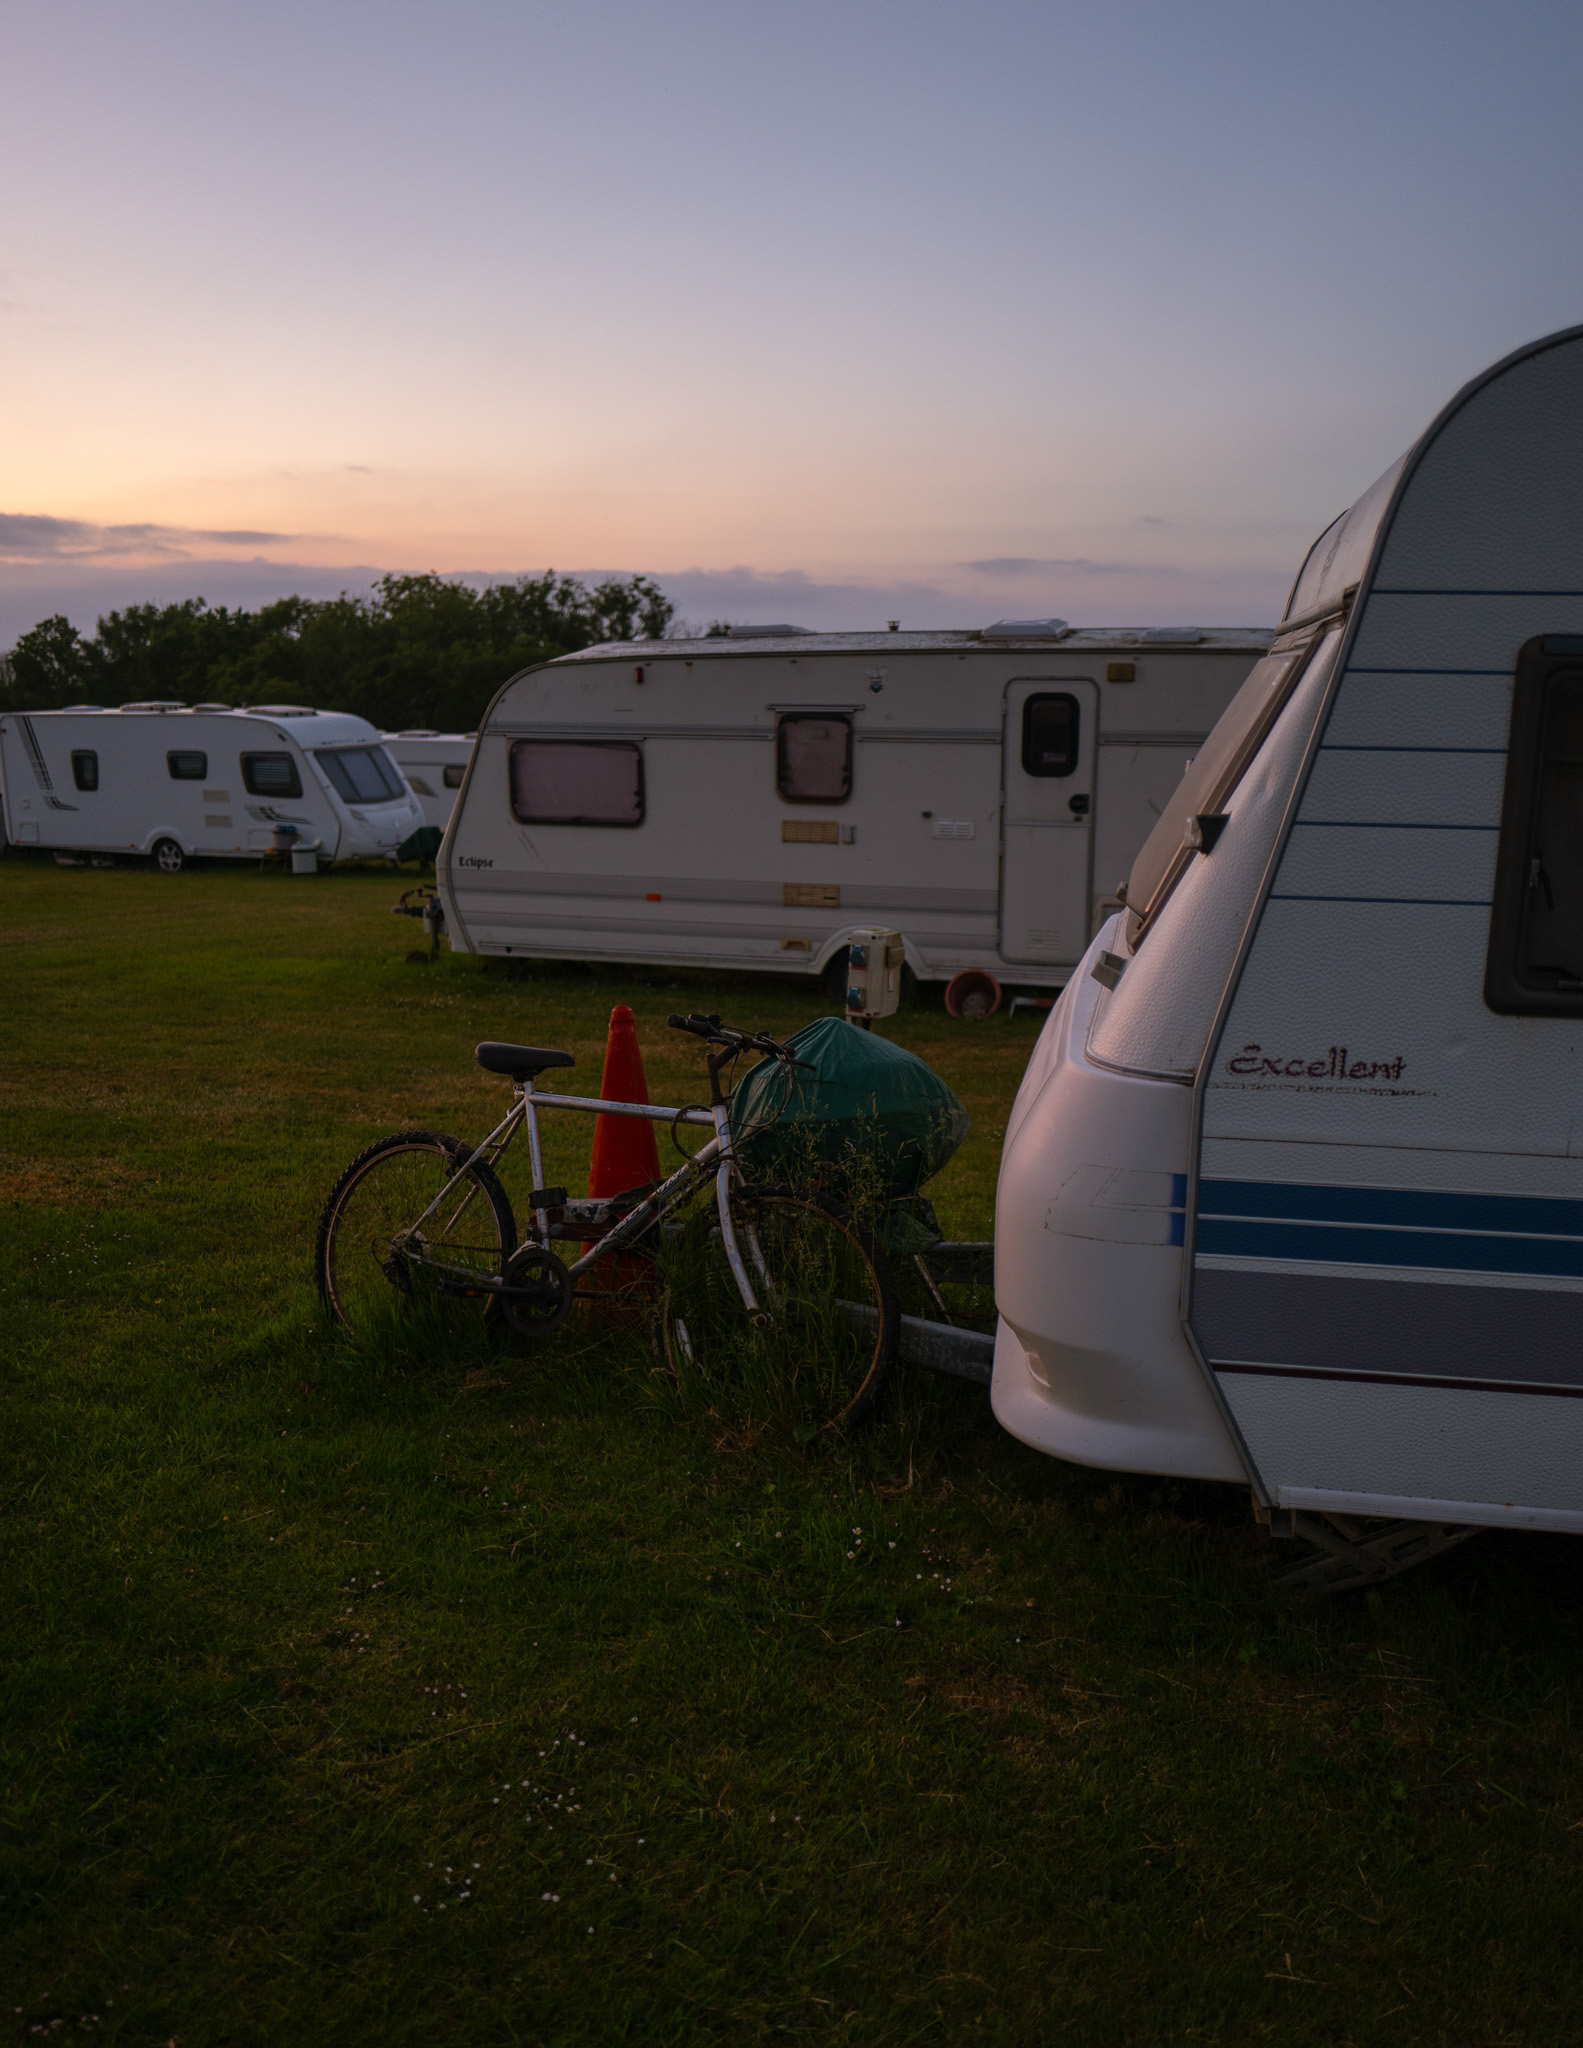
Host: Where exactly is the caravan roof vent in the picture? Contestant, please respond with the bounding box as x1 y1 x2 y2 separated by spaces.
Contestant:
1141 628 1205 643
727 624 816 639
391 728 439 737
982 618 1071 640
189 702 232 713
119 700 184 712
61 703 104 712
242 703 316 717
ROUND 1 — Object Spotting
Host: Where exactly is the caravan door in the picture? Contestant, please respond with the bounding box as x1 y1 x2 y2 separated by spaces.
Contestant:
999 678 1098 965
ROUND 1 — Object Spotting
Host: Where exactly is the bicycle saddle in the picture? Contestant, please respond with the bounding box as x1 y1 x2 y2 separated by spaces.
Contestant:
475 1041 576 1080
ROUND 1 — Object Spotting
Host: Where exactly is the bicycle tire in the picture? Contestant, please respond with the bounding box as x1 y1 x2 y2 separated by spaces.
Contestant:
655 1182 898 1430
316 1130 517 1339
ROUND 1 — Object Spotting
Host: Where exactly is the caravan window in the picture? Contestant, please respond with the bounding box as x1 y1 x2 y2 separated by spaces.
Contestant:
316 746 405 803
167 750 207 780
241 752 304 799
1122 632 1326 943
1020 694 1080 777
509 739 644 826
71 751 98 792
1487 637 1583 1013
443 764 466 788
777 715 852 803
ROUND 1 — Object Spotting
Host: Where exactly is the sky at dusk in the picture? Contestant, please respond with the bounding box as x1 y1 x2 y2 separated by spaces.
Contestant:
4 0 1583 645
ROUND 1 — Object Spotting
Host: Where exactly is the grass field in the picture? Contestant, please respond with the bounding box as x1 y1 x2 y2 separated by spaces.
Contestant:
6 857 1583 2047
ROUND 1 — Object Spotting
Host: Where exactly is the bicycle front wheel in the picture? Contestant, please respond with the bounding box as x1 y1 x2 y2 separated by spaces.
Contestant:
657 1183 898 1431
316 1130 517 1339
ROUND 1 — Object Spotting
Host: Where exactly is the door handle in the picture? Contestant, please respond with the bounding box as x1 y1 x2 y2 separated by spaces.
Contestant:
1068 793 1090 816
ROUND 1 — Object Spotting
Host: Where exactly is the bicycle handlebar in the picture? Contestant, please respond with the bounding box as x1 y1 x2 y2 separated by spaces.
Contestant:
666 1012 813 1070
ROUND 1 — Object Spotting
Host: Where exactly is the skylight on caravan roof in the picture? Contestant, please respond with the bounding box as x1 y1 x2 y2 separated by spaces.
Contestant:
982 618 1071 640
119 700 184 712
727 624 816 639
243 704 316 716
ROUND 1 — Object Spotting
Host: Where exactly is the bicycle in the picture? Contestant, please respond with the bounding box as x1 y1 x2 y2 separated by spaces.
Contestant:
314 1011 900 1430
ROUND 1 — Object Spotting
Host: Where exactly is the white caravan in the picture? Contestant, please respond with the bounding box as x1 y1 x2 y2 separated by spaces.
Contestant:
437 627 1271 987
0 703 424 870
993 325 1583 1558
382 731 476 831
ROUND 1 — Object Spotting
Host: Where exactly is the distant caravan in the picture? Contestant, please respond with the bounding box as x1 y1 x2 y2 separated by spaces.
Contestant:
0 703 424 870
994 326 1583 1562
436 626 1271 989
382 731 476 832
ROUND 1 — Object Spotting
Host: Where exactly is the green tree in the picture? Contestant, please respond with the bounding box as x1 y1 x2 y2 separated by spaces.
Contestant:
0 572 677 729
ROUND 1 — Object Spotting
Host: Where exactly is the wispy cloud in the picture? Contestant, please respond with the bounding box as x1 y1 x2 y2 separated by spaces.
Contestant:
0 512 302 563
961 555 1190 579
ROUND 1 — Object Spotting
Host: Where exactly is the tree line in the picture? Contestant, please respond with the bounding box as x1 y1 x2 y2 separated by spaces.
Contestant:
0 571 678 733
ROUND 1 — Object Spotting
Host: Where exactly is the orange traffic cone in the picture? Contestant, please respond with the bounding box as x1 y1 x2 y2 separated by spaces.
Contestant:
584 1005 663 1321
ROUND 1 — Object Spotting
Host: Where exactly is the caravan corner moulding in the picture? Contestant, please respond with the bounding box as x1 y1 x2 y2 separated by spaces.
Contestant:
993 323 1583 1540
436 627 1271 989
0 705 424 869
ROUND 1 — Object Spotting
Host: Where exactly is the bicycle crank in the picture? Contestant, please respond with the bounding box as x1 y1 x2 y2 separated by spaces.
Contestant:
499 1244 573 1338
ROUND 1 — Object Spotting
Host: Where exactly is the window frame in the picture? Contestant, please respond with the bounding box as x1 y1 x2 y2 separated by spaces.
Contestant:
1019 692 1082 779
71 750 98 792
166 749 208 781
508 738 645 827
240 751 305 800
775 712 853 805
442 763 466 789
1486 634 1583 1014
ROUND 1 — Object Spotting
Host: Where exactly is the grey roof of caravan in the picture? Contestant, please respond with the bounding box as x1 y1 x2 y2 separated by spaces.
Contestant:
556 626 1275 661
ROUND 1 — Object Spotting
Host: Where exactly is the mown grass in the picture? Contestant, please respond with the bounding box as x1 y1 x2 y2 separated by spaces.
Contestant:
5 857 1583 2046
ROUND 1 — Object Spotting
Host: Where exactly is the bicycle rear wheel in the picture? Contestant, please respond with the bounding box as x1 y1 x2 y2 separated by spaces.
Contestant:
316 1130 516 1339
656 1183 897 1430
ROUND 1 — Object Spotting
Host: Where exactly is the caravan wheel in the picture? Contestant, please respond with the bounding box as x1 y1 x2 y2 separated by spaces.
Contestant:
152 838 186 874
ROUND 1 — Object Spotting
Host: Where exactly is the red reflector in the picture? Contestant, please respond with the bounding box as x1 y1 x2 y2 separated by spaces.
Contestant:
647 892 662 901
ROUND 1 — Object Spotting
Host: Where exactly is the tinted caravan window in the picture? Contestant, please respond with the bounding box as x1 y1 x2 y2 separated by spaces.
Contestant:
241 752 304 799
316 746 405 803
509 740 644 825
1123 628 1334 944
167 750 207 780
71 750 98 791
1488 636 1583 1013
1020 693 1080 776
777 714 851 803
443 764 466 788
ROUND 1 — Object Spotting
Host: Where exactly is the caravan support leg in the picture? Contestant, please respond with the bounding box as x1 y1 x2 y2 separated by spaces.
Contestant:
1256 1501 1479 1594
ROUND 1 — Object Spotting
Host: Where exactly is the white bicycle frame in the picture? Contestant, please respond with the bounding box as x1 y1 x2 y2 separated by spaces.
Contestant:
410 1079 770 1320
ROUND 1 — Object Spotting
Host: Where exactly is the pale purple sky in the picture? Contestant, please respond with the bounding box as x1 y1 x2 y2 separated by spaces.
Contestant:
4 0 1582 644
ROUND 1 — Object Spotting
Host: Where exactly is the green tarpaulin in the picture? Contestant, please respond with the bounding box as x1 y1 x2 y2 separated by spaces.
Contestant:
729 1017 971 1206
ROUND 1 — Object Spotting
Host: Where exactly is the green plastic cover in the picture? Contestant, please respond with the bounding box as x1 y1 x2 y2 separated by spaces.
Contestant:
729 1017 971 1204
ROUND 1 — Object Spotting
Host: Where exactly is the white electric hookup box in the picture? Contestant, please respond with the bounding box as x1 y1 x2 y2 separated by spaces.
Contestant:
845 928 905 1025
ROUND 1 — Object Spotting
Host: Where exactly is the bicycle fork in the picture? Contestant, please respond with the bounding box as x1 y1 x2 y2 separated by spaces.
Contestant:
711 1105 771 1329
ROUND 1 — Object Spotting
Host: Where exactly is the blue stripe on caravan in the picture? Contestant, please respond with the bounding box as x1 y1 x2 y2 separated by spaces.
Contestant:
1195 1218 1583 1277
1200 1180 1583 1237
